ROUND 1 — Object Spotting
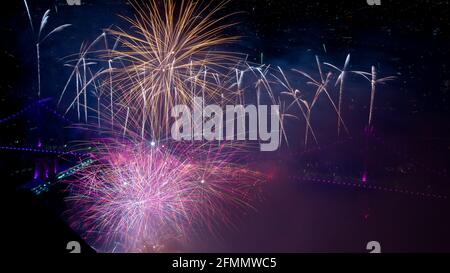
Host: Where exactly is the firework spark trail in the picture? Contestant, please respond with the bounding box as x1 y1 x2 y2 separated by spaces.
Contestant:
65 139 265 252
324 54 351 137
353 66 396 128
291 55 349 146
23 1 71 98
274 67 318 147
58 32 107 107
247 64 274 107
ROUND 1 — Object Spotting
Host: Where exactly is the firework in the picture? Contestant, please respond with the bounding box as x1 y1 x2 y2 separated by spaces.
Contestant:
324 54 351 137
247 64 275 107
353 66 395 129
23 0 71 98
292 55 349 146
65 139 264 252
101 0 241 140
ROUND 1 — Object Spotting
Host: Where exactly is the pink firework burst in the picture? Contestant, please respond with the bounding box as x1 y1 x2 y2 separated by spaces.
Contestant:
64 139 265 252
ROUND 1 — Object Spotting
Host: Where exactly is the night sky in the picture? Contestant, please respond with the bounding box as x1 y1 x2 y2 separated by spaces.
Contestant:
1 0 450 253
